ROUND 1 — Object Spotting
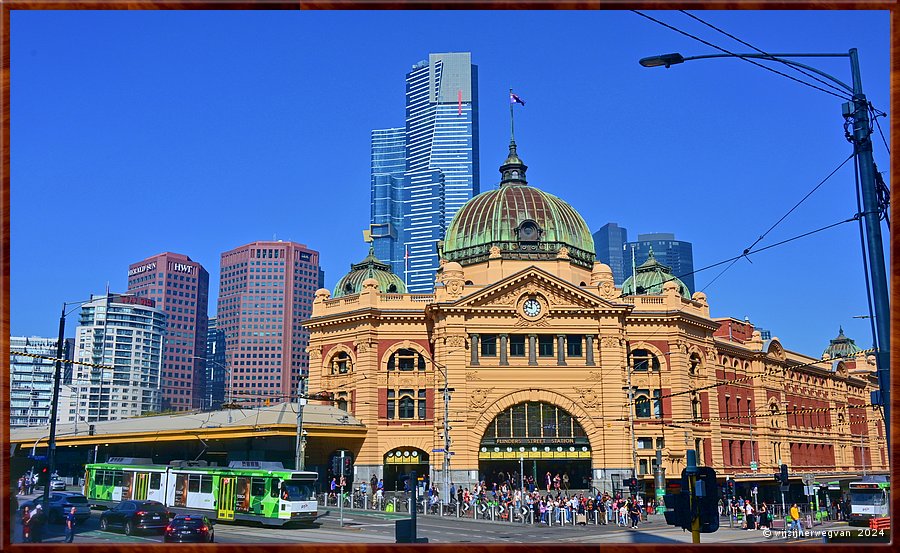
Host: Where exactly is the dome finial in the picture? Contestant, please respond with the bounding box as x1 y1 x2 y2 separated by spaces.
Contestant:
501 89 528 187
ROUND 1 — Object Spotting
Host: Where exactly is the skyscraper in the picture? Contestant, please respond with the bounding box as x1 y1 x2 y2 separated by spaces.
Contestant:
9 336 73 428
370 52 479 292
624 233 695 295
205 317 226 409
127 252 210 411
592 223 629 285
217 240 322 407
369 127 407 277
71 294 166 421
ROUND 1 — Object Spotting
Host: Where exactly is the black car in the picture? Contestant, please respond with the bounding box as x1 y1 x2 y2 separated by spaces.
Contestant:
163 514 215 543
99 500 174 535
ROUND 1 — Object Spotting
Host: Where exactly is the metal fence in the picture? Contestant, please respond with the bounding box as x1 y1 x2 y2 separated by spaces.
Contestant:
317 493 658 528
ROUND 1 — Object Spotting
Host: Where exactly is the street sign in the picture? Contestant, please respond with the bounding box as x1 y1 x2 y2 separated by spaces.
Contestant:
28 455 47 461
432 448 445 453
804 485 814 496
750 461 758 471
447 452 455 455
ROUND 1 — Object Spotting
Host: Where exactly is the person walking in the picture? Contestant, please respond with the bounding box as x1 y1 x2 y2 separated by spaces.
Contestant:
21 505 31 543
629 499 641 529
29 505 45 543
65 506 77 543
744 500 756 530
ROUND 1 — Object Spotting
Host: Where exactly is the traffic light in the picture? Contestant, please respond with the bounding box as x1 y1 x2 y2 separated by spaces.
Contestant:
780 464 789 485
624 477 639 495
694 467 719 533
724 478 735 497
663 489 692 530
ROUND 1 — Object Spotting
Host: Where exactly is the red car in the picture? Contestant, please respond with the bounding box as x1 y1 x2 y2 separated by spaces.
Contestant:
163 514 215 543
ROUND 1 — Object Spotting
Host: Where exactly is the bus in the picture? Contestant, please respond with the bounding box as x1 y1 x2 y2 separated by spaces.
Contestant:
84 457 319 526
847 480 889 526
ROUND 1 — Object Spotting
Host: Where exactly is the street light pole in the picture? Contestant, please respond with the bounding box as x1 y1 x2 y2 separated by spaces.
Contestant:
639 49 889 451
44 303 67 508
295 377 307 470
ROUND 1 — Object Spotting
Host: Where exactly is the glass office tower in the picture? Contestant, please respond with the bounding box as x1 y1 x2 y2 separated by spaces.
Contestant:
593 223 629 285
624 233 696 295
370 52 480 293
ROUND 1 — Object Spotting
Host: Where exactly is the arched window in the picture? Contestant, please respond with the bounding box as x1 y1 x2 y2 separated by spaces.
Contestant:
635 394 651 418
387 348 426 371
482 402 587 439
343 282 354 294
689 353 702 375
387 284 398 293
398 392 416 419
632 349 660 372
769 403 780 428
331 351 352 374
691 392 701 420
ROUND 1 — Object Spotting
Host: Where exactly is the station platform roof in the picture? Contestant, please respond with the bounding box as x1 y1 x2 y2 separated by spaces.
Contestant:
11 402 366 448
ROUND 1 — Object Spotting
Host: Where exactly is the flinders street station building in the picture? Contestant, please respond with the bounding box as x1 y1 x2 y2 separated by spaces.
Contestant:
305 139 887 498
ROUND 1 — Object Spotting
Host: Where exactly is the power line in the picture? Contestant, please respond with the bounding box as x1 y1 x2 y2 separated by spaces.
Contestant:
678 10 853 99
632 10 854 102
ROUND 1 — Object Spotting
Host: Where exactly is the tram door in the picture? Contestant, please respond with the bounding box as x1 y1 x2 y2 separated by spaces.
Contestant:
217 477 235 521
134 473 149 500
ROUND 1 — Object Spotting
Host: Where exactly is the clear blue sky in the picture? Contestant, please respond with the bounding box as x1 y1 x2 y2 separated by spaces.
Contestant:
10 10 890 359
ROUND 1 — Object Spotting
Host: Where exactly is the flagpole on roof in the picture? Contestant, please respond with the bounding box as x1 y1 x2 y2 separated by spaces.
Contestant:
509 88 515 144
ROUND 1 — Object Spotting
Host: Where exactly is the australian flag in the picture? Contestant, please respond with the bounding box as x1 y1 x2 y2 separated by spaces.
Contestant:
510 92 526 106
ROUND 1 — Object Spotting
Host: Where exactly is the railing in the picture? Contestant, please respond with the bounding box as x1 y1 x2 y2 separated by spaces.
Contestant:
317 492 670 528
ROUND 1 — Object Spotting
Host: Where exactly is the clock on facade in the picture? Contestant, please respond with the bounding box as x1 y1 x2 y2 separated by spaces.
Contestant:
523 298 542 317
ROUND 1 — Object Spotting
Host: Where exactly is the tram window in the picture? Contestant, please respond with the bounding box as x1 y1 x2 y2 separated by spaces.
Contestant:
189 475 201 493
200 476 212 494
150 473 161 489
270 480 280 498
114 472 124 487
251 478 266 496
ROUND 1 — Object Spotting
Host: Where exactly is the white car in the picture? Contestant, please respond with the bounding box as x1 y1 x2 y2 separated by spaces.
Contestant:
49 479 66 491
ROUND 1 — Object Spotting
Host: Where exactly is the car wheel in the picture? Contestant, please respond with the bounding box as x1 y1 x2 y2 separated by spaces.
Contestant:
124 521 133 536
100 518 109 531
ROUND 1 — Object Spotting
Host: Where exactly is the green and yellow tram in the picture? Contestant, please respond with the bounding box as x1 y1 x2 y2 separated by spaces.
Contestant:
85 457 318 526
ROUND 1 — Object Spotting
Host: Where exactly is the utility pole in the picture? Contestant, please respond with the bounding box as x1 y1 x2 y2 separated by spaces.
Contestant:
339 450 345 527
43 303 66 510
295 377 307 470
686 450 700 544
846 48 890 451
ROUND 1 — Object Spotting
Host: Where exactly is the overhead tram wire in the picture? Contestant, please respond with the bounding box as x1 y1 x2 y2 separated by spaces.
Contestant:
677 10 854 99
631 10 854 102
868 104 890 155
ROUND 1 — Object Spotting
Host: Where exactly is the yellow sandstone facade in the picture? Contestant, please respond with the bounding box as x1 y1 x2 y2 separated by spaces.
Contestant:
305 140 886 496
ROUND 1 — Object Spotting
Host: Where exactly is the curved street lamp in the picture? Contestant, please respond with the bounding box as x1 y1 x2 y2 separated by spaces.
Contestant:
639 48 890 450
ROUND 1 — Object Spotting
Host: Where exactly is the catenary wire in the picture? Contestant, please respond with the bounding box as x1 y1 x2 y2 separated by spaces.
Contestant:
678 10 853 99
631 10 854 102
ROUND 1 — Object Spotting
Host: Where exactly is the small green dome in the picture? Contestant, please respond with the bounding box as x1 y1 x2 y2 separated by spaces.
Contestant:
442 142 595 268
333 247 406 298
622 247 692 299
823 327 863 359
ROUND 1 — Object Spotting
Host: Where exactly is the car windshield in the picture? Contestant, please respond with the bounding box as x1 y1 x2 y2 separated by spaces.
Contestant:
282 480 315 501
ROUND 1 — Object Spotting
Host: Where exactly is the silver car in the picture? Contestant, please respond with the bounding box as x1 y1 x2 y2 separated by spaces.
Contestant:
49 479 66 491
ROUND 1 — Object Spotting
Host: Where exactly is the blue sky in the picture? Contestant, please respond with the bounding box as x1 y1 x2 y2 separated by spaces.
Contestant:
10 10 890 359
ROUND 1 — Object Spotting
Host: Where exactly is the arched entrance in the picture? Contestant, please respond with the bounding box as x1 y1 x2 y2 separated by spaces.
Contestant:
479 401 592 492
383 447 430 492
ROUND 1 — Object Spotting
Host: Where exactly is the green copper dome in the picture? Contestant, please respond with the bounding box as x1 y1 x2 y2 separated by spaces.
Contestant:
333 247 406 298
621 247 692 299
442 141 595 268
823 327 863 359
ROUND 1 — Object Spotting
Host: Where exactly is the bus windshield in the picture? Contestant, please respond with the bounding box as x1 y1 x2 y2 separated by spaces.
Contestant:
282 480 315 501
850 490 884 506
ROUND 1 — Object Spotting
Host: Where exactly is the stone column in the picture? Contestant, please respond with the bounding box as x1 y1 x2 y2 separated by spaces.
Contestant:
499 334 509 366
557 334 567 366
470 334 479 366
586 335 595 366
528 334 537 366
